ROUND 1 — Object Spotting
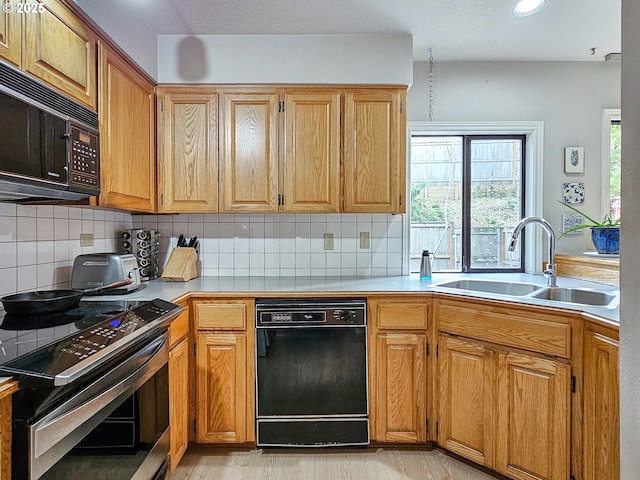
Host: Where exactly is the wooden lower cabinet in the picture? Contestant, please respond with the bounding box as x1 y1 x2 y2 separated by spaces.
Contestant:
193 299 255 444
196 333 248 442
375 333 427 443
495 351 571 480
169 337 189 471
369 297 428 443
438 334 570 480
0 381 18 480
438 335 495 468
168 301 190 471
582 327 619 480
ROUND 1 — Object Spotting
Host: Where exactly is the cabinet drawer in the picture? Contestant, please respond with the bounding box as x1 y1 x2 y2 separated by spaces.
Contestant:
375 300 429 330
169 306 189 347
436 299 571 358
195 302 247 330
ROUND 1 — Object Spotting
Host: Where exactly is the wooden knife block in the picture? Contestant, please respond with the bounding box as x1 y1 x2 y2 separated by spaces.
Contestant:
161 247 198 281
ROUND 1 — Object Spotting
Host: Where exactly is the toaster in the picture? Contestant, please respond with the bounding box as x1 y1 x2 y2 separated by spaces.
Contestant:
71 253 141 293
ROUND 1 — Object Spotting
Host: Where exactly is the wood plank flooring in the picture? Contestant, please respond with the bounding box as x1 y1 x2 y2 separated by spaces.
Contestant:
170 446 497 480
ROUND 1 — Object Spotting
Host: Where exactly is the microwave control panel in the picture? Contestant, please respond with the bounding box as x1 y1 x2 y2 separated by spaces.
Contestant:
69 124 100 194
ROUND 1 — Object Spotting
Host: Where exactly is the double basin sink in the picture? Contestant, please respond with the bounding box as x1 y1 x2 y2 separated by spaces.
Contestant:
434 278 618 309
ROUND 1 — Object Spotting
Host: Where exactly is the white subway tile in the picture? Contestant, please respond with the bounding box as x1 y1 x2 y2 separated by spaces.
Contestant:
17 265 37 292
0 243 16 268
36 218 54 241
0 203 16 216
17 241 37 266
233 222 249 238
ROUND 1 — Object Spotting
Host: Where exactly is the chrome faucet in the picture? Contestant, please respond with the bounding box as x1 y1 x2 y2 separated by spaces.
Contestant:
508 217 557 287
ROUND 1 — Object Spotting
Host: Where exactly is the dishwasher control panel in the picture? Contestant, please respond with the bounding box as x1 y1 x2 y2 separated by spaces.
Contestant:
256 298 366 327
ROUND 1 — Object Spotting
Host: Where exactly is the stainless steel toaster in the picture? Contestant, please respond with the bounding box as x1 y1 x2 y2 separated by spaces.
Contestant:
71 253 141 293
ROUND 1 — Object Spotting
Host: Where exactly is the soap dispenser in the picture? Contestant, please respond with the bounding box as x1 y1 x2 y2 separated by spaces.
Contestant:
419 250 432 281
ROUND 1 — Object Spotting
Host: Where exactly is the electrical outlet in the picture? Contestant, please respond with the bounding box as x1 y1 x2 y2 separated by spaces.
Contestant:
80 233 94 247
359 232 370 249
324 233 334 250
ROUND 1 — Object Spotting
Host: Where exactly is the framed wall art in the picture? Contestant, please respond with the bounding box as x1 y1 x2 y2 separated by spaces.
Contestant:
563 182 585 204
564 146 584 173
562 213 584 235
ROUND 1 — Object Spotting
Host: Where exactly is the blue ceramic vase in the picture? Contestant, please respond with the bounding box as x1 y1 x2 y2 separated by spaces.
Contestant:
591 227 620 254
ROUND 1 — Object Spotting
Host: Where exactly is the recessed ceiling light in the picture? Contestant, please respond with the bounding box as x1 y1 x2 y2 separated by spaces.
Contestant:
512 0 547 17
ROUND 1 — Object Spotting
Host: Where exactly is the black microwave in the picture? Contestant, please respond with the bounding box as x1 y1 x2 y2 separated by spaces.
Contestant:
0 62 100 201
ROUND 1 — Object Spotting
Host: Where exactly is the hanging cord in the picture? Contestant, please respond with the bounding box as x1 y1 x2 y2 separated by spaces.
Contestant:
428 48 434 122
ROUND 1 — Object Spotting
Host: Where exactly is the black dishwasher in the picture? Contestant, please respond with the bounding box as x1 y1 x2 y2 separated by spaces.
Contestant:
255 298 369 447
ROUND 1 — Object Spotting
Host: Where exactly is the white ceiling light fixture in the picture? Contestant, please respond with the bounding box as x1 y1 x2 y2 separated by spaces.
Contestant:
512 0 547 17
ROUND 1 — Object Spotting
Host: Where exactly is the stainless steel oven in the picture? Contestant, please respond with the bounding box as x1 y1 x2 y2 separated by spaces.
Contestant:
0 298 183 480
255 298 368 447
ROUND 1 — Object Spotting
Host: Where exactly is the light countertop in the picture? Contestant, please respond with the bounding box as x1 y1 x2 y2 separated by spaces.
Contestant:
91 273 620 324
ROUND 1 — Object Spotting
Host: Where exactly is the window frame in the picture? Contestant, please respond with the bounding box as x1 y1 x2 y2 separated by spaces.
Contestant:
404 121 544 276
601 109 621 221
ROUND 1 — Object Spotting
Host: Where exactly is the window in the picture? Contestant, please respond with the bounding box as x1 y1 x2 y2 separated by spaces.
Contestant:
410 134 525 273
602 109 621 222
609 120 621 219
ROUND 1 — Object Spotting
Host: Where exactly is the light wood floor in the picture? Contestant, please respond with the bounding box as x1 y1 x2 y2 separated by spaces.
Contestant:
170 445 498 480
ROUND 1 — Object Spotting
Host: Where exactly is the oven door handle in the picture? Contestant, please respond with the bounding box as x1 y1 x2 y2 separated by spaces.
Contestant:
30 332 169 477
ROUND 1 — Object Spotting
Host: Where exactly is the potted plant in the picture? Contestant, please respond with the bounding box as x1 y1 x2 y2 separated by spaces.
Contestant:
559 201 620 254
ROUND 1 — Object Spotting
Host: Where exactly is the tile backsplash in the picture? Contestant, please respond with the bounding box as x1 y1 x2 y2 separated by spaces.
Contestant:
0 205 404 297
134 213 404 278
0 204 132 297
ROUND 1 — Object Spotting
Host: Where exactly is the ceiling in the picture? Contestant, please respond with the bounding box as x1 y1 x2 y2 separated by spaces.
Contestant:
103 0 620 62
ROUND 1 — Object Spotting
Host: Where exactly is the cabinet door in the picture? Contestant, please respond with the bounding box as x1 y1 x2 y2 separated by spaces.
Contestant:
23 0 97 109
343 89 406 213
375 333 426 443
281 92 340 212
157 90 218 213
98 42 156 212
169 337 189 471
220 92 279 212
0 381 17 480
0 0 20 67
496 351 570 480
195 333 247 443
583 331 619 480
438 336 495 468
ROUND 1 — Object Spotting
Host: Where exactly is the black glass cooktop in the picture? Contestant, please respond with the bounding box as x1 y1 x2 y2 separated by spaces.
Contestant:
0 300 143 365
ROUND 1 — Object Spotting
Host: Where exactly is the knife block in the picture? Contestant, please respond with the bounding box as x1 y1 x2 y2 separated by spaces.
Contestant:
161 247 198 281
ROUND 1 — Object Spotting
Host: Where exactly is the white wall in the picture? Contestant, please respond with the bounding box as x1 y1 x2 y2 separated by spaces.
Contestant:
157 34 413 85
620 0 640 477
408 61 621 254
71 0 158 78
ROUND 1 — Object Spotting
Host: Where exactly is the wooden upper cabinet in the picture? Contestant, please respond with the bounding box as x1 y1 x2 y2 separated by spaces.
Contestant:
23 0 97 109
220 91 279 212
281 91 340 213
98 42 156 212
0 0 20 67
343 88 406 213
157 88 219 213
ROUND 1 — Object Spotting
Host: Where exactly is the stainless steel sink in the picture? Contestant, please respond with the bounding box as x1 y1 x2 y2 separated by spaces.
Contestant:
434 279 543 296
530 287 618 308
